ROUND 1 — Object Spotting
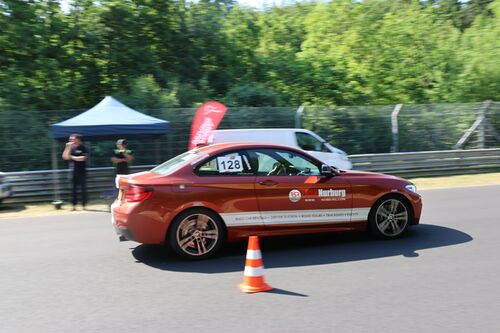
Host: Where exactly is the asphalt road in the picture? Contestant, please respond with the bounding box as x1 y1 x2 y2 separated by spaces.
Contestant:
1 185 499 333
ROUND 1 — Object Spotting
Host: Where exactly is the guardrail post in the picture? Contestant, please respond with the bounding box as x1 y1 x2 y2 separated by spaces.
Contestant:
391 104 402 152
295 105 305 128
455 100 491 149
477 100 491 149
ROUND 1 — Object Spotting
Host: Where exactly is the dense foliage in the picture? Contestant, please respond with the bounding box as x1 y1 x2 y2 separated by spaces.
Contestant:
0 0 499 111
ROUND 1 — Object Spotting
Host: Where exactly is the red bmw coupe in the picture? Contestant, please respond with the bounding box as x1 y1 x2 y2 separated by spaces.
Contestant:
112 143 422 259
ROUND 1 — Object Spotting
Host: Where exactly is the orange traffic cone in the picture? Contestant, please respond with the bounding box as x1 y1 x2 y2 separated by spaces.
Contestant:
238 236 273 293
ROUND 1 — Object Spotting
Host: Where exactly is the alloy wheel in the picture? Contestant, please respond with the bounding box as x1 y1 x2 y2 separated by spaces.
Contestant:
175 213 220 257
375 199 408 237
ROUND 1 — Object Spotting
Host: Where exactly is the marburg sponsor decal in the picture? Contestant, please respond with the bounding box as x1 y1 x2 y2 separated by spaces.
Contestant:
318 189 347 197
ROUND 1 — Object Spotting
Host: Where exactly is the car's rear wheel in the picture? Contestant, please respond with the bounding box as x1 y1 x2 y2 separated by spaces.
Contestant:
369 195 411 239
168 208 225 260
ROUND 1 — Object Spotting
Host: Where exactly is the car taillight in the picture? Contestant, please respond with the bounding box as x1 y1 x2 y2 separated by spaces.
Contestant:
124 186 153 203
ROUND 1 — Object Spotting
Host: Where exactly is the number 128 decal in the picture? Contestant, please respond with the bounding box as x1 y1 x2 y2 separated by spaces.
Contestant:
217 154 244 173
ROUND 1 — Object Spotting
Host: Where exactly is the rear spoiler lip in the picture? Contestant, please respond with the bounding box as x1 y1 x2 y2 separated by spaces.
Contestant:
115 174 132 188
116 171 158 188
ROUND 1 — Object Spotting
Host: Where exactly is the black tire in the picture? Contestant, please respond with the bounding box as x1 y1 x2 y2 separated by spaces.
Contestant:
369 195 412 239
167 208 225 260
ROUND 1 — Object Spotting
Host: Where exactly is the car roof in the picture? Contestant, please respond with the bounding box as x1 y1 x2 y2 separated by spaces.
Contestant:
196 142 309 155
192 142 325 166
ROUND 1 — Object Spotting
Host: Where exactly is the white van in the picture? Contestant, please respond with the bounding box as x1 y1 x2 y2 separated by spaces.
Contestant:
210 128 352 170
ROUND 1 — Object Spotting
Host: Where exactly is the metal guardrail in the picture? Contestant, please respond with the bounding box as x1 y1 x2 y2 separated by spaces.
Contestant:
349 148 500 177
3 165 155 204
3 149 500 204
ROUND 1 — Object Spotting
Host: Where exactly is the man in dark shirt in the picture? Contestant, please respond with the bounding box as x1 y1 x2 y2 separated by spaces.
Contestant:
62 134 89 210
111 139 133 175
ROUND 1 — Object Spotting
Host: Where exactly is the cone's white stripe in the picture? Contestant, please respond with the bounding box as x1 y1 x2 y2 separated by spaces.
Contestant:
221 208 371 227
246 249 262 260
244 265 265 277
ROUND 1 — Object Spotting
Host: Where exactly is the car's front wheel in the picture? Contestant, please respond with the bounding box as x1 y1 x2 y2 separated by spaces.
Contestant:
369 195 412 239
168 208 225 259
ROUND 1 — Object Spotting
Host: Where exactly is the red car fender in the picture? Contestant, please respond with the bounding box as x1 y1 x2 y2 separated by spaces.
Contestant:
163 200 225 233
369 189 422 224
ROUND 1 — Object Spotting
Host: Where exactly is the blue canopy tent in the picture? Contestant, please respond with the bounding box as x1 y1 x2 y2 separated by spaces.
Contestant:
50 96 170 206
52 96 169 139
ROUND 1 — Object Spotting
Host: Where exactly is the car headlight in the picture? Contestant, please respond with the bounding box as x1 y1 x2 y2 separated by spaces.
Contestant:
405 184 417 193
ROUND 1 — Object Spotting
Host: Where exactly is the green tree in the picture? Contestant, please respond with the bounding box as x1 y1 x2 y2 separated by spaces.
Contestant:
255 3 316 104
115 75 179 110
456 0 500 101
223 82 284 106
0 0 71 110
298 0 462 105
222 5 261 84
184 0 236 97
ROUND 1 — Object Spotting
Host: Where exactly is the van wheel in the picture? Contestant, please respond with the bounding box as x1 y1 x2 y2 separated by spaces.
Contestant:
168 208 224 260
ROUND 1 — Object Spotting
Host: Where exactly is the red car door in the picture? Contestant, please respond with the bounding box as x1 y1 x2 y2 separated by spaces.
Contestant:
193 150 262 228
248 148 357 230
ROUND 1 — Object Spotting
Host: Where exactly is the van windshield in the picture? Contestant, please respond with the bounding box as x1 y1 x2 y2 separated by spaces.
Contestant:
296 132 329 152
151 151 206 175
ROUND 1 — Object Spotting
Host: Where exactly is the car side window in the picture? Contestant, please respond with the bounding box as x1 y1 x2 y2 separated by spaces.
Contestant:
247 149 320 176
196 151 254 176
295 132 331 152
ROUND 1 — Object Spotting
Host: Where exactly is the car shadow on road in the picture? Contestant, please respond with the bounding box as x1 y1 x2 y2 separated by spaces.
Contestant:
131 224 472 274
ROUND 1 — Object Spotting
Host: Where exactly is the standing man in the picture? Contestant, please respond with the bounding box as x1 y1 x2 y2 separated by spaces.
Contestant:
62 134 89 211
112 139 133 175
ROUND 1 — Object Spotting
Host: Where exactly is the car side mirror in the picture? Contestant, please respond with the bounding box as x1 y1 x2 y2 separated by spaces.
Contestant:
321 164 334 177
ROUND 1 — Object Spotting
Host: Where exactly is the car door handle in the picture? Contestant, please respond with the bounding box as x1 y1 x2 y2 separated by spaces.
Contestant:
259 180 278 186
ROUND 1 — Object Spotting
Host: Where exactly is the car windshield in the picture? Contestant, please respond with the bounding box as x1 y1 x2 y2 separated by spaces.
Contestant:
151 151 206 175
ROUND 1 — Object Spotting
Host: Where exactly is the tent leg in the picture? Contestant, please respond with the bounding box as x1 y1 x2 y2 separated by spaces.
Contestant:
52 141 62 209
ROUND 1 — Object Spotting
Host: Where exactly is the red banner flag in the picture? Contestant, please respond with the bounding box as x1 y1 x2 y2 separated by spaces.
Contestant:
188 101 227 150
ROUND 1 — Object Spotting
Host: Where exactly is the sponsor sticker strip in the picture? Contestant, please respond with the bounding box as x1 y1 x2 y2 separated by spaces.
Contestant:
221 208 370 227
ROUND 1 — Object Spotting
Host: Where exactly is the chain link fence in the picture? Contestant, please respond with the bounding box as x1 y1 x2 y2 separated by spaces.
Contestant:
303 102 500 154
0 102 499 172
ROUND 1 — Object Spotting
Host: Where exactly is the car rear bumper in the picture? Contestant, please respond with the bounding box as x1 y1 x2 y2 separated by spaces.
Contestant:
111 199 168 244
114 225 135 242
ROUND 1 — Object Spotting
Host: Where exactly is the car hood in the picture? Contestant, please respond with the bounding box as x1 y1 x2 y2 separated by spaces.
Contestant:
340 169 407 182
